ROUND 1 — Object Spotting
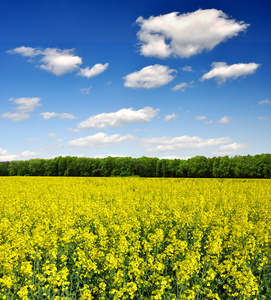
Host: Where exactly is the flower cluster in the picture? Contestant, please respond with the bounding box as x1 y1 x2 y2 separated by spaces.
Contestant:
0 177 270 299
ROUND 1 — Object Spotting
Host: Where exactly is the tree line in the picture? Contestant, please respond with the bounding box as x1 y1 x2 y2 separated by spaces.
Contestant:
0 154 270 178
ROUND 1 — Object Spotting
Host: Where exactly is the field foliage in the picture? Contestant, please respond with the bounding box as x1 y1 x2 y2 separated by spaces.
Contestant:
0 177 270 299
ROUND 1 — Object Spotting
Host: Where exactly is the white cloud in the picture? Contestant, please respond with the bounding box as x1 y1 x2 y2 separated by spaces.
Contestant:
10 97 41 113
2 112 29 121
218 116 230 124
258 116 269 121
26 138 39 142
40 112 77 120
136 9 249 58
172 80 194 91
171 82 188 92
48 132 57 138
181 66 193 72
213 143 250 156
0 148 38 161
201 62 260 84
259 99 271 105
8 46 108 77
77 63 109 78
195 116 207 121
80 86 92 94
7 46 41 57
68 132 136 147
165 113 178 122
68 128 81 132
141 135 231 152
123 65 176 88
78 106 159 129
159 155 191 160
2 97 41 121
39 48 82 75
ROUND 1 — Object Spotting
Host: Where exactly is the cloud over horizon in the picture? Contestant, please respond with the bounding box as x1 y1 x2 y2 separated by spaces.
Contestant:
68 132 136 147
141 135 231 152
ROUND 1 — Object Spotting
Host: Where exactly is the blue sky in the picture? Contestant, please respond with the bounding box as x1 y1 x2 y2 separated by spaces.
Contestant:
0 0 270 161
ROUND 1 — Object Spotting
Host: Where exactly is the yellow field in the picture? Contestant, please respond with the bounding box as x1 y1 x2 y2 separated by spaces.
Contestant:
0 177 270 300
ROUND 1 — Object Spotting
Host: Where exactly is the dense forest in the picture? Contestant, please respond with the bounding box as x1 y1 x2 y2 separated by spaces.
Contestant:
0 154 271 178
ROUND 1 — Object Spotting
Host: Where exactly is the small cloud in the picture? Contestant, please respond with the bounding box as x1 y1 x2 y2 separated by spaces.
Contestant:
48 132 57 138
205 120 213 124
77 63 109 78
171 82 188 92
141 135 231 152
78 106 159 129
172 80 194 92
123 64 176 88
68 128 81 132
0 148 38 161
2 97 41 121
68 132 136 147
181 66 193 72
165 113 178 122
159 155 191 160
258 116 269 121
41 112 77 120
218 116 230 124
213 142 250 156
259 99 271 105
26 138 40 142
201 62 260 84
195 116 207 121
7 46 107 78
80 86 92 94
7 46 41 57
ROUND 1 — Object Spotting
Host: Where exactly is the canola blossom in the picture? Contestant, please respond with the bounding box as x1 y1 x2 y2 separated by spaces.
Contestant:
0 177 270 300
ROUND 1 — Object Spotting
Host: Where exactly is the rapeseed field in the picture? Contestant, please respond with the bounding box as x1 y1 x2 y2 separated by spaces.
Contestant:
0 177 270 300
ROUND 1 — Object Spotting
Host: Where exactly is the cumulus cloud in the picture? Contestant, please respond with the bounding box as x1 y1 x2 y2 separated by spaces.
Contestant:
201 62 260 84
2 97 41 121
80 86 92 94
218 116 230 124
258 116 269 121
195 116 207 121
68 132 136 147
123 65 176 88
259 99 271 105
7 46 41 57
141 135 231 152
172 80 194 91
213 142 250 156
0 148 38 161
164 113 178 122
68 128 81 133
48 132 57 138
182 66 193 72
40 112 77 120
78 106 159 129
7 46 108 77
171 82 188 92
39 48 82 75
136 9 249 58
78 63 109 78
